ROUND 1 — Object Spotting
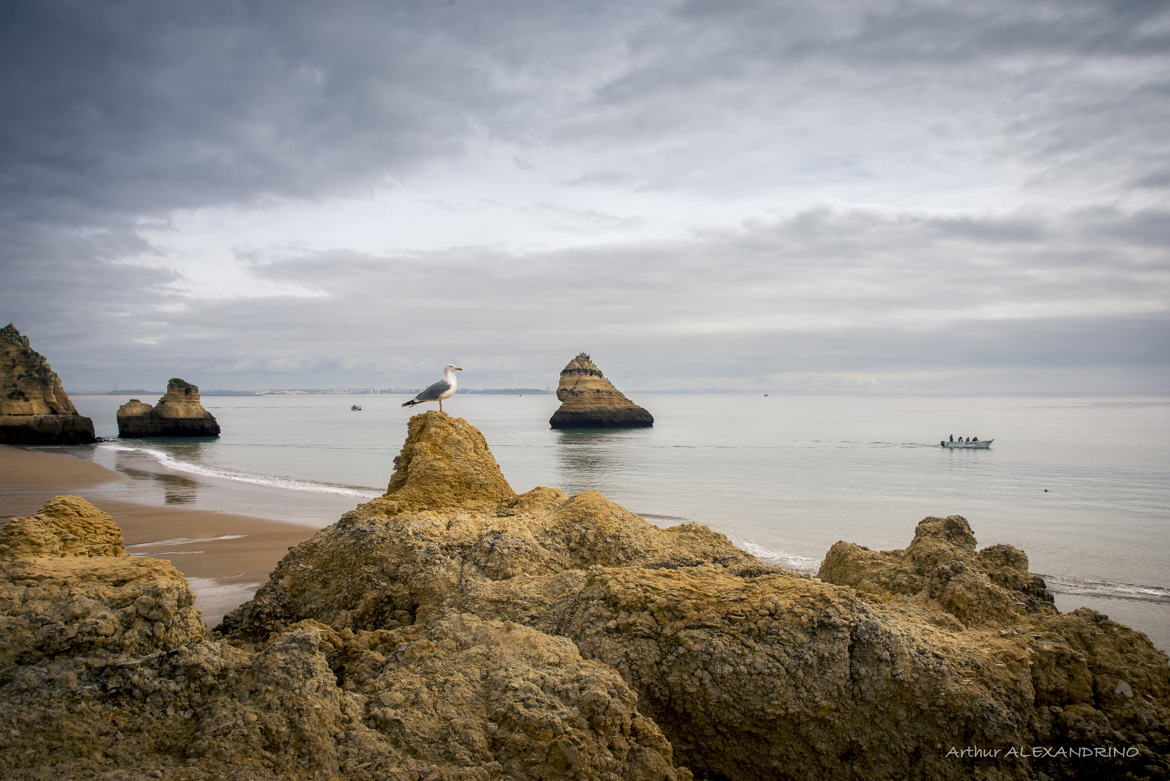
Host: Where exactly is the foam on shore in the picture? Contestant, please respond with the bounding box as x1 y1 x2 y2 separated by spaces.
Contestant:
98 442 379 499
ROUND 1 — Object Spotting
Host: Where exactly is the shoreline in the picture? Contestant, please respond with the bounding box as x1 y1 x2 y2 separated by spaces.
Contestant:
3 443 1167 652
0 445 318 626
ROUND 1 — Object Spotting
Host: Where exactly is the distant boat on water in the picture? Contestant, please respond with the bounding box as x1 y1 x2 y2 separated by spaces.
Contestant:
941 438 992 449
351 404 362 411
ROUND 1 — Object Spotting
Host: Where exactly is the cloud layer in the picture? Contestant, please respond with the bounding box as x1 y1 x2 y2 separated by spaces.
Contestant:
2 0 1167 391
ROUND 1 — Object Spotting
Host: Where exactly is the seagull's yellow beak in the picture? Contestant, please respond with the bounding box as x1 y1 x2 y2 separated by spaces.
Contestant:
454 366 463 371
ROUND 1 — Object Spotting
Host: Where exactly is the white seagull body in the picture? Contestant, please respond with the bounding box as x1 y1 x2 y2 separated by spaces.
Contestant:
402 364 462 413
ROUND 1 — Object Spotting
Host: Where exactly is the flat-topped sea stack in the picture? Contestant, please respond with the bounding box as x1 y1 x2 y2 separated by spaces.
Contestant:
549 352 653 429
2 412 1168 779
0 323 95 445
116 378 220 438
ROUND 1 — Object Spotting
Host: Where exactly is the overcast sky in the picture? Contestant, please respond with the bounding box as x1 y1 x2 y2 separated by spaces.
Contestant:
2 0 1167 393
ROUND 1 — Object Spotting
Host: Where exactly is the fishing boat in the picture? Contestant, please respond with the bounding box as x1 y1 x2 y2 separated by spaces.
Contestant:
351 404 362 411
940 438 992 449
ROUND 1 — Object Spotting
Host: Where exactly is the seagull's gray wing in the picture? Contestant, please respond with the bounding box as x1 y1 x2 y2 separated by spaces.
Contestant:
412 377 452 402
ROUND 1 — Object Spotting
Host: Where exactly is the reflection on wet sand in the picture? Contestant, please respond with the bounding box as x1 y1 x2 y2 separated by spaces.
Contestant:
114 450 200 505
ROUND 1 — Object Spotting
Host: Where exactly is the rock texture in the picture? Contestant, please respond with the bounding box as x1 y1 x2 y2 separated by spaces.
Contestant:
116 377 220 437
0 323 95 444
817 514 1058 625
3 415 1168 780
0 493 686 779
549 353 653 429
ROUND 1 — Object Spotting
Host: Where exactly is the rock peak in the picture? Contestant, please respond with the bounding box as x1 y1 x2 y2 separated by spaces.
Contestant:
818 514 1054 625
562 352 604 377
379 411 516 511
550 353 653 429
166 377 198 396
1 322 29 348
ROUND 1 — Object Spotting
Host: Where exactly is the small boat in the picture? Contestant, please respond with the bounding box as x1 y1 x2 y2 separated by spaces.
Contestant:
940 438 992 449
351 404 362 411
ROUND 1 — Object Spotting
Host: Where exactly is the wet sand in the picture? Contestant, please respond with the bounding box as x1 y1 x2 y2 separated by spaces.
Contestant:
0 445 317 625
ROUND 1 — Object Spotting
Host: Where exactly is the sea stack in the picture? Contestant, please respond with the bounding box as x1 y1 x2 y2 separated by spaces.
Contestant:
0 323 95 444
548 353 653 429
116 378 220 438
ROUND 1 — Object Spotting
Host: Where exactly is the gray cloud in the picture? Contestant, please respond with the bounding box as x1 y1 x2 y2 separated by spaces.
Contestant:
30 205 1157 391
0 1 509 223
1 0 1167 392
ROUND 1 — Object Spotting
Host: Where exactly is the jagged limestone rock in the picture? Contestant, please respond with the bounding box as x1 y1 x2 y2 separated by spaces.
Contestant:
549 353 653 429
0 495 688 779
217 412 1170 780
4 418 1169 780
380 410 516 511
0 323 95 444
0 496 207 667
0 494 126 560
817 514 1057 624
116 377 220 437
220 412 752 640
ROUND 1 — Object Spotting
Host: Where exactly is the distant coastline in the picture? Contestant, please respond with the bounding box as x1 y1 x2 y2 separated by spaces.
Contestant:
78 388 1170 398
79 388 556 397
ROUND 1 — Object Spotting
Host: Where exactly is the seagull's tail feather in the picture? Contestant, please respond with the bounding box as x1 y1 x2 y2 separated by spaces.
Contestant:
401 399 419 407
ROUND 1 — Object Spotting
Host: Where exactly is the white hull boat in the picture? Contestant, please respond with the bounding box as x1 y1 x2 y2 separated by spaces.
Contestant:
940 439 992 449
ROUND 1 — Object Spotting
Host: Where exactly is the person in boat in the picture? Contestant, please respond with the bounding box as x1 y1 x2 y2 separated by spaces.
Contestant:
973 436 978 442
965 437 970 443
949 434 954 442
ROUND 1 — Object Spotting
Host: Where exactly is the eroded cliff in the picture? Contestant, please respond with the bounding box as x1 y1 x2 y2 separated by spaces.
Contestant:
0 323 95 444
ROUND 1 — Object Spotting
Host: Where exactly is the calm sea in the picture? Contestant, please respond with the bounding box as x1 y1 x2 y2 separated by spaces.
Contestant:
58 392 1170 651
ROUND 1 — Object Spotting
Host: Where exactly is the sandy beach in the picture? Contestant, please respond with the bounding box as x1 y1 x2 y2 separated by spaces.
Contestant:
0 445 317 625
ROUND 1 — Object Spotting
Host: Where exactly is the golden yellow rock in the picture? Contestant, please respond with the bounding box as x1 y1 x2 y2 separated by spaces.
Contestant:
0 323 95 444
0 493 686 779
817 514 1056 624
378 410 516 511
0 494 126 559
116 377 221 437
221 416 1170 780
0 496 207 669
3 416 1169 780
549 353 653 428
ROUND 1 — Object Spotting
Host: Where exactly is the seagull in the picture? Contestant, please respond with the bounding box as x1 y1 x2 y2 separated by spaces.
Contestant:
402 364 462 413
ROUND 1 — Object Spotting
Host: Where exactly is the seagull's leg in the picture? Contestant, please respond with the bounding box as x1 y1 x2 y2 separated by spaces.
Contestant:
439 399 443 413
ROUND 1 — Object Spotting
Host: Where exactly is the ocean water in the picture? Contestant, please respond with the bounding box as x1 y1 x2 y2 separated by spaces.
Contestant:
61 392 1170 651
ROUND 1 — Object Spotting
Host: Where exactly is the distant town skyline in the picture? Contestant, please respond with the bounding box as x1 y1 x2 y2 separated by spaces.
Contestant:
2 1 1168 393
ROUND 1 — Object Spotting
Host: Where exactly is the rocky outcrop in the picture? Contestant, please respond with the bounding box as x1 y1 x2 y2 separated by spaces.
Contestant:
817 514 1058 625
0 496 207 669
0 323 95 444
0 494 687 779
116 377 220 437
220 412 1168 780
381 411 516 512
221 415 754 641
549 353 653 429
3 415 1168 780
